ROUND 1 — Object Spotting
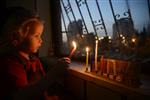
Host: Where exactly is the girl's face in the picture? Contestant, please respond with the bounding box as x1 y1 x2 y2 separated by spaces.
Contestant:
20 21 44 54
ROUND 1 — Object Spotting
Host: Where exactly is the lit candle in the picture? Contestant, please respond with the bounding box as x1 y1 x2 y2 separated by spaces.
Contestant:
69 41 77 58
95 40 98 71
85 47 89 72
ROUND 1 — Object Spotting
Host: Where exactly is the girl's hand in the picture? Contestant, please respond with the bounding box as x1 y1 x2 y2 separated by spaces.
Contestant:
45 57 70 84
58 57 71 64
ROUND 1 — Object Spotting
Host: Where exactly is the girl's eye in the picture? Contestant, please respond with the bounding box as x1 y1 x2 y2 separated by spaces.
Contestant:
34 34 42 40
34 34 40 38
35 35 39 37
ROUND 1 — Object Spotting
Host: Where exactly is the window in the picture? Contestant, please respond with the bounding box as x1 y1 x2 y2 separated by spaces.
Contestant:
60 0 150 62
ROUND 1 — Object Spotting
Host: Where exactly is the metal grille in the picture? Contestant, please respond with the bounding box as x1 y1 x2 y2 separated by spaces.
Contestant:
61 0 150 60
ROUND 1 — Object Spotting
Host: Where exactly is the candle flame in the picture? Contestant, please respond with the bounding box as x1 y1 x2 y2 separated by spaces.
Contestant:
72 41 77 49
96 40 98 43
132 38 136 43
69 41 77 58
86 47 89 52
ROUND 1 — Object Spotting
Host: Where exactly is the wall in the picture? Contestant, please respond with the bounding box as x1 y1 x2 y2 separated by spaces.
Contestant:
65 67 150 100
6 0 35 12
6 0 52 57
36 0 52 57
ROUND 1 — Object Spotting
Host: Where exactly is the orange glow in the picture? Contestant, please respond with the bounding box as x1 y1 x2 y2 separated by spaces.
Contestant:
132 38 136 43
69 41 77 58
86 47 89 52
72 41 77 49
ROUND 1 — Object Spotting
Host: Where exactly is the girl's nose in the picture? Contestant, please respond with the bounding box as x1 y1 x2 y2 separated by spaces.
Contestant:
39 37 43 44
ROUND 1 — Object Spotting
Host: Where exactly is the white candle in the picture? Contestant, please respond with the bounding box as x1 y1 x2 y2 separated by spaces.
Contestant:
95 40 98 71
85 47 89 71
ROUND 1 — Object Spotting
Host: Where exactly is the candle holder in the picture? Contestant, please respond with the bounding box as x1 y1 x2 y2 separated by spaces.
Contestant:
89 57 141 87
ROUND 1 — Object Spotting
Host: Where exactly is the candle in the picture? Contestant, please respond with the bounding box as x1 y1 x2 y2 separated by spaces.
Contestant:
95 40 98 71
100 55 104 74
107 59 110 74
112 60 116 76
85 47 89 72
69 41 77 58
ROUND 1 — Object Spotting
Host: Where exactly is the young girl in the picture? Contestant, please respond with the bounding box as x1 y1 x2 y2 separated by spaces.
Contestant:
0 7 70 100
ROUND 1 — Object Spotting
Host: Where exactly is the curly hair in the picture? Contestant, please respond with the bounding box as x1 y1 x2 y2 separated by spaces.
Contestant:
0 6 43 55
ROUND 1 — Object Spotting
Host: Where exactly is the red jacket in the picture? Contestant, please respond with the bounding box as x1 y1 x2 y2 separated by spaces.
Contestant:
0 53 46 99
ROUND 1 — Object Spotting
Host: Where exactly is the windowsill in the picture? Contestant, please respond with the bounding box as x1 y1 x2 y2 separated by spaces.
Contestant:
68 61 150 97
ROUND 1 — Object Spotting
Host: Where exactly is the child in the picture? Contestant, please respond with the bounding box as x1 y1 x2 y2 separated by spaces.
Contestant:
0 6 70 100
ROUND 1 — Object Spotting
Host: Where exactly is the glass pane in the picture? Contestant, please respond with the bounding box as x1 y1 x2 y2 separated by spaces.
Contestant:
61 0 150 60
